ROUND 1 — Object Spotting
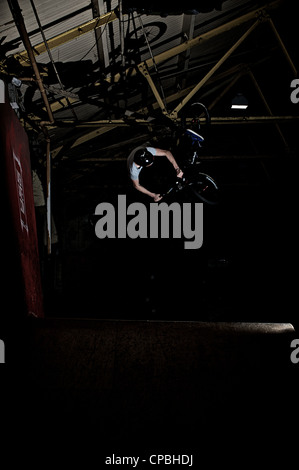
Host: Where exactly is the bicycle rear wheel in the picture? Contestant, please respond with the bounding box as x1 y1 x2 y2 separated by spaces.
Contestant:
189 102 211 130
181 102 211 133
188 172 219 204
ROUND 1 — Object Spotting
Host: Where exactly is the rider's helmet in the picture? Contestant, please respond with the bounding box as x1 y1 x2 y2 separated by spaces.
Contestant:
134 148 154 167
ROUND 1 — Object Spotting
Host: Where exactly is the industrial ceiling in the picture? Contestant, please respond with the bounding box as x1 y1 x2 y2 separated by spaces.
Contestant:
1 0 298 319
1 0 298 210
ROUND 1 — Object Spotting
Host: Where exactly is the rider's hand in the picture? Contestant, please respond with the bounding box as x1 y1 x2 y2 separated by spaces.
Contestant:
153 193 162 202
175 167 184 178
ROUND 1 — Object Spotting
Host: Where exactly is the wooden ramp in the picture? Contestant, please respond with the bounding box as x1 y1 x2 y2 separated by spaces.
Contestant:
5 319 298 466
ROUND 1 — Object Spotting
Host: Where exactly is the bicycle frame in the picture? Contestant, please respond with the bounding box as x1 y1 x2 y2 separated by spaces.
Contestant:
161 120 219 204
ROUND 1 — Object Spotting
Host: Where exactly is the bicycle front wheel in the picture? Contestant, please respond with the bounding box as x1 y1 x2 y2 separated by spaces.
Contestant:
189 172 219 204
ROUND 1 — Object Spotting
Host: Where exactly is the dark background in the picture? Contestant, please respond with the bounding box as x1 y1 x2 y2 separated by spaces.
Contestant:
1 0 299 465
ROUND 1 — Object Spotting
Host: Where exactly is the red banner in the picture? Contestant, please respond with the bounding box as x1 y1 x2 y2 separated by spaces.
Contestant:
0 81 43 317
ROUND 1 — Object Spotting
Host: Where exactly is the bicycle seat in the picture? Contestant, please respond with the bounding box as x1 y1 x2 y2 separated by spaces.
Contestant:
186 129 204 143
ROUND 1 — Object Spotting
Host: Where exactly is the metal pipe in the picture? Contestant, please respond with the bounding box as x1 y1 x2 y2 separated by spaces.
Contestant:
8 0 54 255
8 0 54 125
45 135 51 255
104 0 281 85
171 19 260 119
50 115 299 128
14 10 119 66
248 70 289 150
119 0 126 73
29 0 77 120
268 18 297 77
138 63 166 113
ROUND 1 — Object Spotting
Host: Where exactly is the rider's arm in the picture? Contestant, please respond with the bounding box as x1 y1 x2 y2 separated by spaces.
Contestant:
154 148 183 177
132 178 162 202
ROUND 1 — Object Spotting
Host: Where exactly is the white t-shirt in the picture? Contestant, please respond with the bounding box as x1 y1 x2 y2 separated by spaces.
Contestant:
127 146 156 181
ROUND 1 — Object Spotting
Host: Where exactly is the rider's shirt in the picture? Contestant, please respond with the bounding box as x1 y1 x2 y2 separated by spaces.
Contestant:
127 146 156 180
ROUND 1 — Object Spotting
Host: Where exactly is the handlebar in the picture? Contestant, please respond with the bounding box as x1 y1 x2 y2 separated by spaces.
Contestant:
159 176 187 201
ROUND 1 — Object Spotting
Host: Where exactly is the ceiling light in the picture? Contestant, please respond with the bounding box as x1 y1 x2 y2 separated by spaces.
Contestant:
231 93 248 110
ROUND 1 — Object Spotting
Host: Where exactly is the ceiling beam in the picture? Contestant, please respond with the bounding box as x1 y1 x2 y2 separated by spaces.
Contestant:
211 116 299 124
176 13 195 90
102 0 282 85
50 115 299 128
169 19 261 119
100 1 282 122
268 18 297 76
76 153 289 163
91 0 107 72
248 70 289 150
51 126 118 159
137 19 262 119
49 112 299 158
13 9 119 66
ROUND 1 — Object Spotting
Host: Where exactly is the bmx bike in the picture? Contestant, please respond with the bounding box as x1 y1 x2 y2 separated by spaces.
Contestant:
161 102 219 205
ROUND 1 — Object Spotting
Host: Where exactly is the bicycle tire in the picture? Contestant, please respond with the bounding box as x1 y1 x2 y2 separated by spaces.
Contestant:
190 102 211 127
188 172 219 205
181 102 211 133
